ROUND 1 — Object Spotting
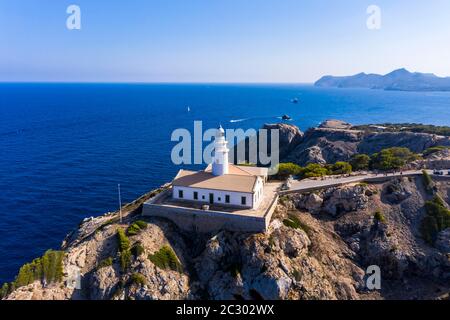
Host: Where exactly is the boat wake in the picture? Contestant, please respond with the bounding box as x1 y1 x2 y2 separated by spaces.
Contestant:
230 118 250 123
229 115 282 123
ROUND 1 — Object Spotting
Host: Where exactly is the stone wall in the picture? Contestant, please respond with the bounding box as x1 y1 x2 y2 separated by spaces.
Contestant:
142 194 278 233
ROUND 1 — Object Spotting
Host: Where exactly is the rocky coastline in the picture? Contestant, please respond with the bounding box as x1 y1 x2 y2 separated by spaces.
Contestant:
2 120 450 300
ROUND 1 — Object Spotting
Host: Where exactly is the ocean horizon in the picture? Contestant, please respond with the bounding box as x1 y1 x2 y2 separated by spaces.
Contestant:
1 83 450 283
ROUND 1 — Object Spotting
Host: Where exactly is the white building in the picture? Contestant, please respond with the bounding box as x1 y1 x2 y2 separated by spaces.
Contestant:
172 126 268 209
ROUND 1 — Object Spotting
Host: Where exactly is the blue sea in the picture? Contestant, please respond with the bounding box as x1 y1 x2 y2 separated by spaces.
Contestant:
1 83 450 283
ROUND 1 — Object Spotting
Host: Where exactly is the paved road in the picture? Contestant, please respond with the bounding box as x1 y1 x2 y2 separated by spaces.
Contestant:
280 169 450 195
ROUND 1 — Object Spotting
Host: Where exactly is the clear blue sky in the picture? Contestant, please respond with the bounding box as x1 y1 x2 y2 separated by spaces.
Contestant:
1 0 450 83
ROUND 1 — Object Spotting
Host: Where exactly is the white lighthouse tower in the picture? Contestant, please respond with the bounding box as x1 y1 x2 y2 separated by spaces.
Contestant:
212 125 229 176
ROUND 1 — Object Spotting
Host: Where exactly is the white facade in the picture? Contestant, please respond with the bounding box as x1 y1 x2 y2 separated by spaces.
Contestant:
212 125 229 176
173 176 264 209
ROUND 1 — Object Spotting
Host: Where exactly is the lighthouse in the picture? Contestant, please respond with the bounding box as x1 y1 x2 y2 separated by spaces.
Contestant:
212 125 229 176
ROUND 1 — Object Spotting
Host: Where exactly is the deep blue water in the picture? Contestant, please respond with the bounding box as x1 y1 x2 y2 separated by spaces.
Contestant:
1 83 450 283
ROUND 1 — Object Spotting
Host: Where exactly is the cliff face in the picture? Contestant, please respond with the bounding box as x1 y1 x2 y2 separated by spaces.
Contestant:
3 176 450 300
277 120 450 165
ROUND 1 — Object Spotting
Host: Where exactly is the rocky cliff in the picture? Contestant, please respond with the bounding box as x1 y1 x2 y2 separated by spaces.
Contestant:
3 175 449 300
276 120 450 165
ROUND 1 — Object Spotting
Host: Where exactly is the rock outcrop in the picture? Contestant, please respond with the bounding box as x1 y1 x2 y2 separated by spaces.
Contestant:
3 175 450 300
234 120 450 166
281 121 450 165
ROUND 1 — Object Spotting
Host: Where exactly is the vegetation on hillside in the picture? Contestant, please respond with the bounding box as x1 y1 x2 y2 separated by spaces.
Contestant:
350 154 371 171
422 170 434 195
420 195 450 244
283 213 312 235
127 220 148 236
117 228 132 272
353 123 450 136
148 245 182 273
129 273 147 287
369 147 418 171
0 250 64 299
97 257 113 270
300 163 330 178
422 146 450 157
374 210 387 224
131 242 145 257
329 162 352 175
276 147 418 183
276 162 302 179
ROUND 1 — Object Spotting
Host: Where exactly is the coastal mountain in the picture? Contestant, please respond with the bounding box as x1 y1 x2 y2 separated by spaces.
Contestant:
314 68 450 91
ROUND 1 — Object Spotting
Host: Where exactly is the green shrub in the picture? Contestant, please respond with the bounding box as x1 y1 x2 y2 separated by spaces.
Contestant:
283 218 298 229
292 269 302 281
120 250 132 272
97 257 113 270
148 246 182 273
300 163 329 178
331 162 352 175
423 146 449 157
129 273 147 287
276 163 302 179
116 228 130 252
421 195 450 244
283 214 311 235
370 147 417 171
131 243 145 257
374 211 386 224
134 220 148 229
0 283 10 299
2 250 65 293
116 229 132 272
350 154 371 171
127 220 148 236
422 170 434 194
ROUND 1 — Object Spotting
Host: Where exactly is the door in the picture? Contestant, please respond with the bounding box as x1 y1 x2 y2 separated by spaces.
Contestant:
209 193 214 204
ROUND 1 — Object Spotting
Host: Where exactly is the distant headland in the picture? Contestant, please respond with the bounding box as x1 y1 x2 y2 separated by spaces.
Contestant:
315 68 450 92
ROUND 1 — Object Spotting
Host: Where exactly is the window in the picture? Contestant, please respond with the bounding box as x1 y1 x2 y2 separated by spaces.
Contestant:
202 195 205 200
218 197 221 201
193 191 198 200
178 190 183 198
225 195 230 203
241 196 246 205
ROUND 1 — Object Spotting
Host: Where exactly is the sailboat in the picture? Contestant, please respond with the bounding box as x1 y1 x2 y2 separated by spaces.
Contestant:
187 106 191 112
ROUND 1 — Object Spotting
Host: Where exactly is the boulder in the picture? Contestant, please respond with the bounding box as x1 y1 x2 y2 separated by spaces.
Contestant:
262 123 304 159
322 186 369 216
292 193 323 214
319 120 353 130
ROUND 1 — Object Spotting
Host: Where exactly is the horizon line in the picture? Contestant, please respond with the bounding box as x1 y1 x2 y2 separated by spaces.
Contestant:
0 80 315 85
